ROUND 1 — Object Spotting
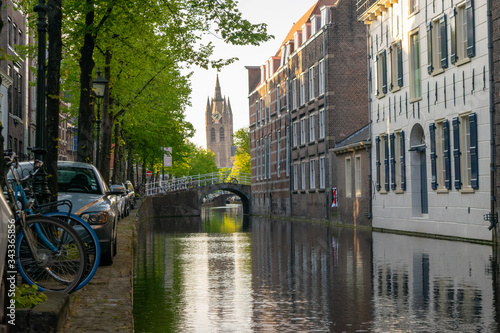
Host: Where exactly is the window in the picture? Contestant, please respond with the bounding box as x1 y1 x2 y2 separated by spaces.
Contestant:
318 59 325 96
219 127 224 141
256 140 260 180
390 41 403 90
300 117 306 145
292 121 298 147
293 163 298 191
268 134 272 179
319 155 326 189
409 30 421 100
263 137 267 180
376 50 388 96
255 101 259 125
259 98 263 125
260 139 264 180
299 74 305 106
18 29 22 46
430 121 451 190
390 131 407 191
13 23 17 46
276 85 281 115
301 160 306 191
310 159 316 189
309 114 315 142
277 130 281 177
427 15 448 75
375 134 389 191
409 0 419 15
392 3 401 38
8 18 12 46
451 1 475 64
453 113 478 190
286 126 290 176
321 6 330 26
346 158 352 197
309 66 315 101
355 156 361 197
292 78 297 110
319 108 325 139
211 128 216 142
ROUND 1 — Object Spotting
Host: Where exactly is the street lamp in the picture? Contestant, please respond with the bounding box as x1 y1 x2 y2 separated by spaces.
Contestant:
92 68 108 169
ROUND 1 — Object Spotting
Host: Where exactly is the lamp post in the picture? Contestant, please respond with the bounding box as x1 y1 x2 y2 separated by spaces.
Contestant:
32 0 51 204
92 68 107 169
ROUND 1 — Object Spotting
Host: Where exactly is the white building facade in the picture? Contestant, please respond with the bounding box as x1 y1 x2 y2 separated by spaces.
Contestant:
358 0 493 241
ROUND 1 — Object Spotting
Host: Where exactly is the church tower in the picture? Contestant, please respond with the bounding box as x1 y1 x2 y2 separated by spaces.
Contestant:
206 75 234 169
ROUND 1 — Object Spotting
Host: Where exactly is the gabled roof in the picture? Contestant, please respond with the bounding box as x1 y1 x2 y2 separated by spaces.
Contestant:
333 124 371 154
275 0 340 58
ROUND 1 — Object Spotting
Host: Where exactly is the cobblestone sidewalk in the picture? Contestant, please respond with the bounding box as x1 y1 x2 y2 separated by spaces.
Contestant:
63 206 138 333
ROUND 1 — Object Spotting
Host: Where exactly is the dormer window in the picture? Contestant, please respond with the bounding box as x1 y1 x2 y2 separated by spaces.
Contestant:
294 31 302 49
302 23 311 41
320 6 331 26
310 15 321 35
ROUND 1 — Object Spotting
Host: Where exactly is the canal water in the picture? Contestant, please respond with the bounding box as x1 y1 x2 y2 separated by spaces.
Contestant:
133 205 500 332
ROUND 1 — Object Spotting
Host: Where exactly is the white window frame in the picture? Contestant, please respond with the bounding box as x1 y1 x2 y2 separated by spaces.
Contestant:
301 160 306 191
409 29 421 101
293 121 298 147
277 130 281 178
299 73 305 106
286 126 290 176
435 121 446 190
309 159 316 190
355 156 362 197
309 114 315 143
276 84 281 116
268 134 272 179
318 60 325 96
308 66 315 101
409 0 419 15
319 108 325 139
300 117 306 146
292 78 297 110
345 157 352 198
460 113 472 188
293 163 298 191
319 155 326 189
456 3 469 63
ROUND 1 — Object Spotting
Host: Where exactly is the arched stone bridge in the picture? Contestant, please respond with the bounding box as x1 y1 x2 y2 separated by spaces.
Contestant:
147 183 252 217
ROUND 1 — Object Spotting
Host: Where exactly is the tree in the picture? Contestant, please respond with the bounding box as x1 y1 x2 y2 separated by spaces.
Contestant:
231 127 250 174
167 142 218 177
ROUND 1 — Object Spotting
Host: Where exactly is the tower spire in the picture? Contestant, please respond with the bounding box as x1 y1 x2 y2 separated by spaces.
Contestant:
214 74 222 100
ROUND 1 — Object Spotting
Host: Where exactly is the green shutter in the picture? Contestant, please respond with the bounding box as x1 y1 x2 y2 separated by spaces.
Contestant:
384 136 389 191
440 15 448 68
443 120 451 189
390 133 396 190
382 50 388 94
388 46 393 90
427 22 433 74
429 123 437 190
376 136 381 191
452 117 461 189
400 131 406 191
397 40 403 87
450 8 457 64
469 113 478 189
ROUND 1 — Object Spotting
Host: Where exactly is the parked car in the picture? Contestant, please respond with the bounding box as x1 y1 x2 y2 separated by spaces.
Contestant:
110 184 128 219
124 180 136 210
12 161 122 266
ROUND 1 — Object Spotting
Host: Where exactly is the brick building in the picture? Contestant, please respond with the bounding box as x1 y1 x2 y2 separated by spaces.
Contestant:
358 0 495 241
247 0 369 222
206 75 234 169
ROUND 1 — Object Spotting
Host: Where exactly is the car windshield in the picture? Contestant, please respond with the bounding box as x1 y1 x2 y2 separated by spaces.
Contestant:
58 166 101 194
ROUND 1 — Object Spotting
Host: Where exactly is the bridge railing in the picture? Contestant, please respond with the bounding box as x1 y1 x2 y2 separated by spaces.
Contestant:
144 171 251 196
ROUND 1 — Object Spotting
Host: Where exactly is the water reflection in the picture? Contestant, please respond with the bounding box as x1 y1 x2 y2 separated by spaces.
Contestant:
134 209 499 332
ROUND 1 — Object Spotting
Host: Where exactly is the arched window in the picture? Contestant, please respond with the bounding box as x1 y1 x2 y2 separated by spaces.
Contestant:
220 127 225 141
211 128 216 142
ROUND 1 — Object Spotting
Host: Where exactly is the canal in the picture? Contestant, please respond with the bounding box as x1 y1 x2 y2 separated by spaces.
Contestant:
133 204 500 332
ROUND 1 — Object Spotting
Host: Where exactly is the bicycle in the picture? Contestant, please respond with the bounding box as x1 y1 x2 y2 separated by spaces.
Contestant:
3 152 87 293
6 152 100 292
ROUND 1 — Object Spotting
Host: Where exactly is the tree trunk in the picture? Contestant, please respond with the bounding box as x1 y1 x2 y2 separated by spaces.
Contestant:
45 0 63 202
99 50 113 182
111 121 119 184
76 1 95 163
127 142 133 183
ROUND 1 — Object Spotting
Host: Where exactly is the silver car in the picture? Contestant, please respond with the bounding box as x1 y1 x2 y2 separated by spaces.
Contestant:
13 161 122 266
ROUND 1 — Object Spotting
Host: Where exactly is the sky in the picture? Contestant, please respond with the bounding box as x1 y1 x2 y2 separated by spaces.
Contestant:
184 0 318 148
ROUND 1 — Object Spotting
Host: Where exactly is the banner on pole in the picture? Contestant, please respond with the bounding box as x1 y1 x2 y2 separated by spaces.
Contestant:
331 188 338 207
163 147 172 167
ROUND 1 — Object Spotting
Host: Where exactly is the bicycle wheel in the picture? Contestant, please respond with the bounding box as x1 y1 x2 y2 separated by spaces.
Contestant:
43 212 101 291
16 216 87 293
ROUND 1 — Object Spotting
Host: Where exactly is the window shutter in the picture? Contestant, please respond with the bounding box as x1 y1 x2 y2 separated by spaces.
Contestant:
427 22 433 74
466 0 475 58
375 54 379 96
382 50 388 94
388 46 393 90
452 117 461 189
400 131 406 191
429 123 437 190
450 8 457 64
469 113 478 189
397 40 403 87
390 133 396 190
376 136 381 191
440 15 448 68
384 137 389 191
443 120 451 189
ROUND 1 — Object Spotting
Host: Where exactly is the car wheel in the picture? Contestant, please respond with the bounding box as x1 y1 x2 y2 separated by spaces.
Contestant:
100 228 115 266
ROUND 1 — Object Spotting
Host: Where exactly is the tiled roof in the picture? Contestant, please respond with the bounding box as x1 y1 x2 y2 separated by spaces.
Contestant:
335 124 370 149
275 0 340 58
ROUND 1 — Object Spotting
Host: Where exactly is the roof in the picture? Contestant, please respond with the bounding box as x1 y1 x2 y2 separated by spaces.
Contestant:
275 0 340 58
333 124 371 153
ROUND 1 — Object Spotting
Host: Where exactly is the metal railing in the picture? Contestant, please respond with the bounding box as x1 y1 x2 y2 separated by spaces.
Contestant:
356 0 378 13
144 171 251 196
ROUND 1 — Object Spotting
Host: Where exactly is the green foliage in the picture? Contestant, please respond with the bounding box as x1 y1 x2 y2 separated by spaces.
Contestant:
15 284 48 309
166 141 218 177
231 127 250 174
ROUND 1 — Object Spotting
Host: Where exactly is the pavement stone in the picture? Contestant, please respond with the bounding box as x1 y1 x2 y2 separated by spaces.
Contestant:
63 202 139 333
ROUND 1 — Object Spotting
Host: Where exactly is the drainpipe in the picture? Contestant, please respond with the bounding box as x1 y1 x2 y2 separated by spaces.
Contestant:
366 25 373 220
486 0 496 240
323 26 329 219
